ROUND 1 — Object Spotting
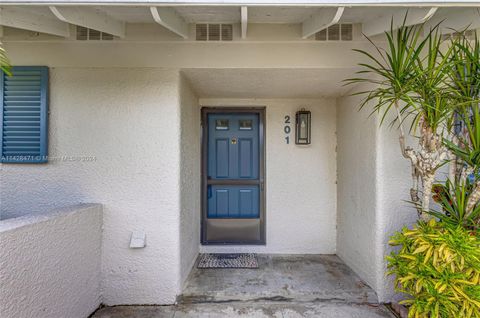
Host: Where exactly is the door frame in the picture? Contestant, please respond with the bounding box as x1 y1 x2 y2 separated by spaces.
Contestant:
201 106 266 245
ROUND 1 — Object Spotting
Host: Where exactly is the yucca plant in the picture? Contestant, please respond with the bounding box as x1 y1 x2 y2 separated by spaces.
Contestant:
443 107 480 180
430 180 480 229
388 219 480 318
346 18 452 219
444 33 480 220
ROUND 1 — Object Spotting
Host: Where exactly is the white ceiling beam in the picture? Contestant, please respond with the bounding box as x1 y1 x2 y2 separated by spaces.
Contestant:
425 8 480 34
49 6 125 37
362 7 438 37
302 7 344 39
241 6 248 39
150 6 188 39
0 7 69 37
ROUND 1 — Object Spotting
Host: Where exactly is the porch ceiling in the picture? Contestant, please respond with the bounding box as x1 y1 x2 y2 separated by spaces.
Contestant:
0 4 478 40
89 6 452 25
182 68 355 99
1 6 457 25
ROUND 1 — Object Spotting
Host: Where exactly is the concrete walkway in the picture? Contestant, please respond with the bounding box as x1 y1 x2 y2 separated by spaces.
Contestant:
92 255 395 318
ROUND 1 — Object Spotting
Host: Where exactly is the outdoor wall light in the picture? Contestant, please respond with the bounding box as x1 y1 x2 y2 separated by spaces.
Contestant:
295 109 311 145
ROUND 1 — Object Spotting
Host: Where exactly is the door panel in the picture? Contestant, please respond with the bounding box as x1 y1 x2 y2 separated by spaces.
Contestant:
238 138 254 178
208 185 260 218
202 109 265 245
215 139 229 178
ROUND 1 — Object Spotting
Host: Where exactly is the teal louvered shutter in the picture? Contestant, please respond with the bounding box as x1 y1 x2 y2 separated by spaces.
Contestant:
1 66 49 163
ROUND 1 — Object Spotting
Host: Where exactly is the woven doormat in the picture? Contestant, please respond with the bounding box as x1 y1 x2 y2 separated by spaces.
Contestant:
197 253 258 269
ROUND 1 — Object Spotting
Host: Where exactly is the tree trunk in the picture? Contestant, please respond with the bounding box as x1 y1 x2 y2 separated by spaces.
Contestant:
393 101 440 221
466 180 480 218
460 166 474 185
421 173 435 221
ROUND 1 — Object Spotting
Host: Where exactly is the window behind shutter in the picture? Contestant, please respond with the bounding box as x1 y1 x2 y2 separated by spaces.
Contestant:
1 66 48 163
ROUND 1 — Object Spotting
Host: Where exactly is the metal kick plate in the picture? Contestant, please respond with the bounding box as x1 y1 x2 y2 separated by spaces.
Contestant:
206 218 261 243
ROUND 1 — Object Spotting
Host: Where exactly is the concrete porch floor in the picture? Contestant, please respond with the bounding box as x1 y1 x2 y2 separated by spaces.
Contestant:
92 255 395 318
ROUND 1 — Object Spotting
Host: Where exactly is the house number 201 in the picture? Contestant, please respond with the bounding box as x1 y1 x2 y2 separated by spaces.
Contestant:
284 115 291 144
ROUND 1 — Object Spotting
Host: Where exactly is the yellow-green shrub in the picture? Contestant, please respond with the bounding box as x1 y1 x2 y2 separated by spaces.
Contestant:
387 219 480 318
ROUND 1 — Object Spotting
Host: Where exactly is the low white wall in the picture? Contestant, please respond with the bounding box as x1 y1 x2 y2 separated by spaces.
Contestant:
199 98 337 254
0 204 102 318
336 92 379 291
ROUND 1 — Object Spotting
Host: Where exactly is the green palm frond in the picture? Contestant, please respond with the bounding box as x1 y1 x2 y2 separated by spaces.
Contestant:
345 16 431 126
445 104 480 169
345 15 453 133
445 32 480 171
448 31 480 104
0 42 11 75
428 180 480 228
408 29 454 133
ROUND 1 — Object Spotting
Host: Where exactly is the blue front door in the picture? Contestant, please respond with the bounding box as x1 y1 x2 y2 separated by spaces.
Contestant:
208 113 259 218
202 109 265 244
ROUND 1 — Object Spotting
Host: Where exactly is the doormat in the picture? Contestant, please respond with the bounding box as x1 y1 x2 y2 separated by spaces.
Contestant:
197 253 258 269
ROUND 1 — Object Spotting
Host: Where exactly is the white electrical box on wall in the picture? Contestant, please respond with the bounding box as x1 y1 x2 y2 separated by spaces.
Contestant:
129 231 146 248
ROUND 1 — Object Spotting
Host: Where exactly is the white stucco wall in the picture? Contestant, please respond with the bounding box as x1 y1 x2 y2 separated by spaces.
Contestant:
179 74 201 286
0 204 102 318
336 92 378 291
336 89 421 302
199 98 337 254
337 88 420 302
0 68 184 305
376 118 418 302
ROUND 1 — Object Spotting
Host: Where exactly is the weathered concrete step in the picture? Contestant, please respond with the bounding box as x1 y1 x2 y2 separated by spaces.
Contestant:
92 302 396 318
180 255 379 305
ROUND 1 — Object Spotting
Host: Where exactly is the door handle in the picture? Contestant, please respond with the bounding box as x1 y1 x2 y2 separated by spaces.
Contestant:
207 185 212 199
